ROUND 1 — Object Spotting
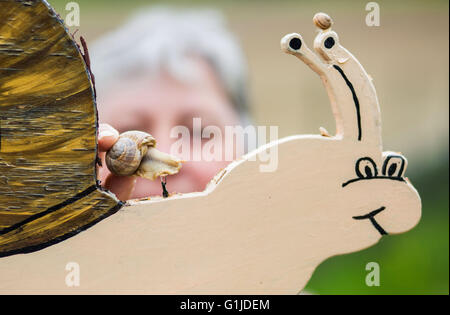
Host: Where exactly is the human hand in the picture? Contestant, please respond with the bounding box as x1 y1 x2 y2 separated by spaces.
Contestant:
98 123 137 201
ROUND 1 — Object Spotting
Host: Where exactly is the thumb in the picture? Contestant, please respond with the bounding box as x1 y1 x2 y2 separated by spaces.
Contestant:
104 174 137 201
98 123 119 152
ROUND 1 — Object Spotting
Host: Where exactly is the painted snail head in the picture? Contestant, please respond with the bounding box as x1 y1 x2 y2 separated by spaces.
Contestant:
105 131 182 180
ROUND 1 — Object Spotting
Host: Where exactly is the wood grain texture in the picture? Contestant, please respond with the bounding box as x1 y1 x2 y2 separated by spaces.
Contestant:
0 0 121 257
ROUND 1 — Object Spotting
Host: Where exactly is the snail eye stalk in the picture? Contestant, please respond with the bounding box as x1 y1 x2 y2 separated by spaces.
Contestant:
161 176 169 198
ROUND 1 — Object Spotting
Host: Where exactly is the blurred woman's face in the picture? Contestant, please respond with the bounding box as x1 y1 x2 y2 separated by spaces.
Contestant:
98 58 242 199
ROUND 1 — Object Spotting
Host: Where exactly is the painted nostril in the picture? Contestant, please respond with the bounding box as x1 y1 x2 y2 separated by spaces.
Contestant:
324 37 335 49
289 37 302 50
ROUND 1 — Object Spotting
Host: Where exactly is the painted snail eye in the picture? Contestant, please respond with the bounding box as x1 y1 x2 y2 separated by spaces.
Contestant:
324 37 335 49
382 155 406 178
355 157 378 179
289 37 302 50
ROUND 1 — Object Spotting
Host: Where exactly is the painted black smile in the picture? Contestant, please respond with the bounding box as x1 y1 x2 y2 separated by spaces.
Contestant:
353 206 388 236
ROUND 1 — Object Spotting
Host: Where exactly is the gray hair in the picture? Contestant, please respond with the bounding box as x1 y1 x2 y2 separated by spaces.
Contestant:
91 7 249 122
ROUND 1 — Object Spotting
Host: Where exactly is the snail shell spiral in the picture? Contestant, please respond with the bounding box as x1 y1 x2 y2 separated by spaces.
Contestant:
105 131 156 176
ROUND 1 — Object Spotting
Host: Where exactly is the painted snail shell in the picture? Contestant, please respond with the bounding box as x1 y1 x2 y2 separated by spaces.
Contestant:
105 131 181 180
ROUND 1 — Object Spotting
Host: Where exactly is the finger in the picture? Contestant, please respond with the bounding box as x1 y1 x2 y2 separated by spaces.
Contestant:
98 123 119 152
96 151 107 177
104 173 137 201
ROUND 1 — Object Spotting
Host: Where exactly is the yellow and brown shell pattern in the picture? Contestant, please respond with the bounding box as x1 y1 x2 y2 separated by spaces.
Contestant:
0 0 122 257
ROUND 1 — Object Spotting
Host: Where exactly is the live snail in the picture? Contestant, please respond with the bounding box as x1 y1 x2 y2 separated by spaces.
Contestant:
105 131 182 180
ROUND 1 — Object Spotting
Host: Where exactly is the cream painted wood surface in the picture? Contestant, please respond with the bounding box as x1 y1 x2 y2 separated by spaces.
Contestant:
0 13 421 294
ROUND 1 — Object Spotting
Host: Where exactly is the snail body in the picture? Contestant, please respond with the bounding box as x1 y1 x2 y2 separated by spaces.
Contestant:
105 131 182 180
137 147 182 180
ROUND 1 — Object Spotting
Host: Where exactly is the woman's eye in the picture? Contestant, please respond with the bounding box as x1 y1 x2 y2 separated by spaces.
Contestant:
355 157 378 179
382 155 406 178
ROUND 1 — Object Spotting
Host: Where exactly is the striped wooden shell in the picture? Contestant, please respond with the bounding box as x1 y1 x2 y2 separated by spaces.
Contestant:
0 0 122 257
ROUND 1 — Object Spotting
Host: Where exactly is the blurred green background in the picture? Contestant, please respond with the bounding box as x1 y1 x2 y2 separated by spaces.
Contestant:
48 0 449 294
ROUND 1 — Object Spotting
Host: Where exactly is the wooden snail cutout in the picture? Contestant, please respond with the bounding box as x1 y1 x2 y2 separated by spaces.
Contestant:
0 1 421 294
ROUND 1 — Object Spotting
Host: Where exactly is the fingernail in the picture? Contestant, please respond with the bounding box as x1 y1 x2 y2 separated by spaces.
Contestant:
99 130 117 139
